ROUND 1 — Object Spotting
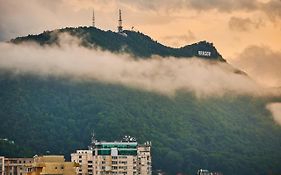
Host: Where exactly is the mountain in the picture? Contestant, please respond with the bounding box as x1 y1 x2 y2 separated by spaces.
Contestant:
0 27 281 175
11 26 225 61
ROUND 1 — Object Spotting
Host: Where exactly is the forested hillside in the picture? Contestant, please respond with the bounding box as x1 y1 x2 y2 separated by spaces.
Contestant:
11 27 224 61
0 73 280 175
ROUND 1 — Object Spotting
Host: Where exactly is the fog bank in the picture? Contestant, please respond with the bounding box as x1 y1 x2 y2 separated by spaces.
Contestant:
0 34 278 97
267 103 281 125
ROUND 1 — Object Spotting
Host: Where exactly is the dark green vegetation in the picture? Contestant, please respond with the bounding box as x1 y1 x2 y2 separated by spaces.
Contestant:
0 73 281 175
0 27 281 175
0 139 33 157
11 26 224 61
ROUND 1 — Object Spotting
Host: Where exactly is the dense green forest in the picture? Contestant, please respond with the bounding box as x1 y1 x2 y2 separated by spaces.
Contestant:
0 73 281 175
0 27 281 175
11 26 224 61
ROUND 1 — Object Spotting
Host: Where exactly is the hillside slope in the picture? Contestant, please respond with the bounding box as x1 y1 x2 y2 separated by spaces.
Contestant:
11 27 225 61
0 73 281 175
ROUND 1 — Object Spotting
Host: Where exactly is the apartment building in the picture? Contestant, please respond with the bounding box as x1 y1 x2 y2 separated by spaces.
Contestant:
71 150 94 175
26 155 78 175
0 157 33 175
71 136 152 175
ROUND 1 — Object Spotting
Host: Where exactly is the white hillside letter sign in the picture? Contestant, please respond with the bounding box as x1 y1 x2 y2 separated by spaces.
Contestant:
198 51 211 57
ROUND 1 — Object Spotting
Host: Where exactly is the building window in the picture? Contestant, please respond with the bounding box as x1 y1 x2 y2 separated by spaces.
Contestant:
118 161 127 164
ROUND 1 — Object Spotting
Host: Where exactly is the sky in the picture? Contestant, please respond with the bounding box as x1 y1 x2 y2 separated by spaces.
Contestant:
0 0 281 87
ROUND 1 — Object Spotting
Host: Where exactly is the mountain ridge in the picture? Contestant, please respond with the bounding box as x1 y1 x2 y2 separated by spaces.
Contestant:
11 26 225 61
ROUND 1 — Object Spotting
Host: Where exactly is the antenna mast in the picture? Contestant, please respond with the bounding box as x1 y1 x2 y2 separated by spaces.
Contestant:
92 9 95 27
118 9 123 33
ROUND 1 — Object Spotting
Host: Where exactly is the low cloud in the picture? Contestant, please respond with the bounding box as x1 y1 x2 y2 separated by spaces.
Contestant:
232 45 281 87
266 103 281 125
1 0 281 41
185 0 258 12
229 17 264 32
67 0 281 20
0 0 91 41
0 34 275 97
262 0 281 21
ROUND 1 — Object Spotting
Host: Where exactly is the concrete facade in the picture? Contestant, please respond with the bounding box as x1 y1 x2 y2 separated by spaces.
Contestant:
0 157 33 175
71 138 151 175
71 150 94 175
137 146 151 175
0 157 4 175
26 155 78 175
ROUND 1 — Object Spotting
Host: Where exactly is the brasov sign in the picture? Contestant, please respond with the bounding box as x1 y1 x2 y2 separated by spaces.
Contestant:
198 51 211 57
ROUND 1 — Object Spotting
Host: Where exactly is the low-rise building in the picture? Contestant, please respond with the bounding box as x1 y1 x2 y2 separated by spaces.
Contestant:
0 157 33 175
26 155 78 175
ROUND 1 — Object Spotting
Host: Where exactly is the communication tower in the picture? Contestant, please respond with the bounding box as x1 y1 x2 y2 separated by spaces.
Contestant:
92 9 95 27
118 9 123 33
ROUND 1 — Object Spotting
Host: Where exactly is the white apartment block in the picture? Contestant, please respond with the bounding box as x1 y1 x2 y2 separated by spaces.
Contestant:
71 136 151 175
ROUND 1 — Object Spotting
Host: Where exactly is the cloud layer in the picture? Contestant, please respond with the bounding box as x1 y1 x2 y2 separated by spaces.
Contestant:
229 17 263 32
0 34 272 97
266 103 281 125
66 0 281 19
1 34 281 125
232 45 281 87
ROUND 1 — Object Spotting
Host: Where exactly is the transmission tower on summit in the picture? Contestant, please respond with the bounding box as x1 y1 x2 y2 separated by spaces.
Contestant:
118 9 123 33
92 9 95 27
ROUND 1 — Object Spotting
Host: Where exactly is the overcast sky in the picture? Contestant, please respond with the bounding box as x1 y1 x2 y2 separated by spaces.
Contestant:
0 0 281 86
